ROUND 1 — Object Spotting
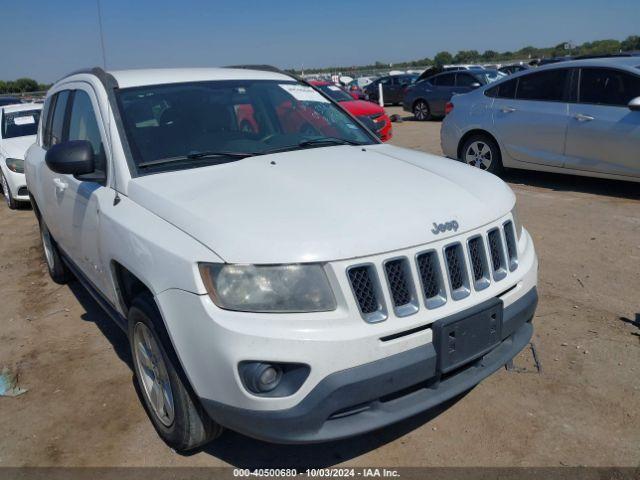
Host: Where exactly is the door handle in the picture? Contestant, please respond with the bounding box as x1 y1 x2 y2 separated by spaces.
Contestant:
574 113 594 122
501 106 516 113
53 178 68 192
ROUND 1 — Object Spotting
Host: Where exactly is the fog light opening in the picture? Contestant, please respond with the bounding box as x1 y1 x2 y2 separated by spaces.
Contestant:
247 363 283 393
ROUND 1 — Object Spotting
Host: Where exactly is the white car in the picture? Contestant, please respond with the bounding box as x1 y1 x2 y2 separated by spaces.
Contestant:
25 66 538 450
1 103 42 208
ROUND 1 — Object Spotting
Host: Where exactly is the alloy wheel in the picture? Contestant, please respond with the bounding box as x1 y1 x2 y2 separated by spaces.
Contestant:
465 141 493 170
414 101 429 121
1 174 10 206
133 322 175 427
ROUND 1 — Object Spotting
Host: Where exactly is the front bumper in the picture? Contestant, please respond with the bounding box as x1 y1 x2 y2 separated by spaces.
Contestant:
200 287 537 443
1 166 28 201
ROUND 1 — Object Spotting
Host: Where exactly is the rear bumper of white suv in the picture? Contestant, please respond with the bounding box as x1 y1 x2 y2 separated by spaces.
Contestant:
154 220 537 443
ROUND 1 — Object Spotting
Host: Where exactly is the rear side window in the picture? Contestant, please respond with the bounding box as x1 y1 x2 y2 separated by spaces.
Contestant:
579 68 640 107
48 90 71 148
456 74 477 87
516 69 569 102
485 79 517 99
67 90 107 172
433 73 455 86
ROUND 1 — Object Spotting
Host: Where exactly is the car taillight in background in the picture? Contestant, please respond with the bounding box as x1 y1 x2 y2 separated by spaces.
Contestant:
445 102 454 115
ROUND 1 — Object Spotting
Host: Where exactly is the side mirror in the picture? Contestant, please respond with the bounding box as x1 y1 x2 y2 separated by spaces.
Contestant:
45 140 95 175
471 82 482 88
628 96 640 111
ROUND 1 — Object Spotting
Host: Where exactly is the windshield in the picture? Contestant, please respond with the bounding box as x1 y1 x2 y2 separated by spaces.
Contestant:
314 84 354 102
2 109 41 139
117 80 375 172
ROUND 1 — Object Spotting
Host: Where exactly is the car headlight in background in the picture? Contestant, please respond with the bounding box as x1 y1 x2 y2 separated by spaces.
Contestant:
199 263 337 313
5 158 24 174
511 204 523 240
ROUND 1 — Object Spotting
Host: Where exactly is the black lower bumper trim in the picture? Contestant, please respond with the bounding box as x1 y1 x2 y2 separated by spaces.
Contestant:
201 287 537 444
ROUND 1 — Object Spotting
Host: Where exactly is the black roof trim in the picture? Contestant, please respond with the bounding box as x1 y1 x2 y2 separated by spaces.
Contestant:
55 67 119 89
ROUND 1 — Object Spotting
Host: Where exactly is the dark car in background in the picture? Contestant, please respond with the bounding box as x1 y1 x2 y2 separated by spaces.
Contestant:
0 97 22 107
499 64 529 75
403 69 502 120
364 74 418 105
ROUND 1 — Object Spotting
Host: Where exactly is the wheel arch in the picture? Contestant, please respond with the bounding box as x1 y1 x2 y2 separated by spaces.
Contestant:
457 129 501 161
111 261 156 317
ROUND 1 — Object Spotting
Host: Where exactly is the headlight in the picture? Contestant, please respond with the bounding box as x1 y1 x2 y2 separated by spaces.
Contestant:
199 263 337 313
6 158 24 174
511 204 523 240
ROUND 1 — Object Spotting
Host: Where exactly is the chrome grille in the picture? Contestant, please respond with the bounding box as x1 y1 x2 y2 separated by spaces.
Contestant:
416 252 441 300
346 220 519 320
384 259 411 307
503 221 518 271
445 244 465 290
468 237 484 281
348 266 379 314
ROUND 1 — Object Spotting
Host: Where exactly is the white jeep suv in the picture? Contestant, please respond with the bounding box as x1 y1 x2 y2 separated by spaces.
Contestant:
25 67 538 450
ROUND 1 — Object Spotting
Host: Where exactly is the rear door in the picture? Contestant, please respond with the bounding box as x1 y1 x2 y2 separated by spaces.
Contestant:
453 73 480 95
429 73 457 114
386 76 404 104
492 68 571 167
38 89 72 242
564 67 640 177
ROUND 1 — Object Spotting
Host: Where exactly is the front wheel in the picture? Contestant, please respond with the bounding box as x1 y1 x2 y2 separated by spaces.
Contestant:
413 100 431 121
460 134 503 175
1 171 17 210
129 294 222 451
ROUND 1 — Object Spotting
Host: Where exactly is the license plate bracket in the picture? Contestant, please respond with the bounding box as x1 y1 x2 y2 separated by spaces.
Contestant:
433 298 503 374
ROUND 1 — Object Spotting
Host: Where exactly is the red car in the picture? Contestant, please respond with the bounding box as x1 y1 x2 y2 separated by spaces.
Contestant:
309 81 392 142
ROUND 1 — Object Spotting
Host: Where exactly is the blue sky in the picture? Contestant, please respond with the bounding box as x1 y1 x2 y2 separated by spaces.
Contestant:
3 0 639 82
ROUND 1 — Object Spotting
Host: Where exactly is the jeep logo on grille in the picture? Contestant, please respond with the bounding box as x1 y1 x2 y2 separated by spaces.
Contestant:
431 220 459 235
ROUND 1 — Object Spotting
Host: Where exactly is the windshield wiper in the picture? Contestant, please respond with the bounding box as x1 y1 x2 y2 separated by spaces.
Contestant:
298 138 362 147
138 151 259 169
261 138 363 155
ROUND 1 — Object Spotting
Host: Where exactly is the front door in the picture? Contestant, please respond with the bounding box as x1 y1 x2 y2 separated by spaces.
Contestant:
564 67 640 178
57 85 113 293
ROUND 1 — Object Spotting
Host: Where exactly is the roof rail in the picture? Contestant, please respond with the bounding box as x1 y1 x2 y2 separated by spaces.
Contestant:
224 64 302 82
54 66 119 89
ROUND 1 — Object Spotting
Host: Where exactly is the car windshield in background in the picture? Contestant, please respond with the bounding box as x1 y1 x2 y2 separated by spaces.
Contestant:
117 80 375 172
2 109 41 139
315 84 354 103
480 70 506 83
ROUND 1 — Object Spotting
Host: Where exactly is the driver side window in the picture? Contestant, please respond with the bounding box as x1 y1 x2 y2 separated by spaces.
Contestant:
67 90 107 173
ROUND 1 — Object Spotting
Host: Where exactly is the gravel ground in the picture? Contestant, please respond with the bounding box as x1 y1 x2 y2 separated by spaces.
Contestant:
0 107 638 467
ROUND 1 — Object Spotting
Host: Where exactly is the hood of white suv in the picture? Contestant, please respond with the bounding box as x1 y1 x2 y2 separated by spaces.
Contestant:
1 135 36 160
128 144 515 264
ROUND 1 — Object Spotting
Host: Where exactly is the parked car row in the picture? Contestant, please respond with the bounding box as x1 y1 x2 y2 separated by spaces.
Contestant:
441 57 640 182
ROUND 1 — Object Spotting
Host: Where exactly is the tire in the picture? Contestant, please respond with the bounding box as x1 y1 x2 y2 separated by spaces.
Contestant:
413 100 431 121
128 293 222 451
1 171 17 210
460 133 503 175
38 218 71 284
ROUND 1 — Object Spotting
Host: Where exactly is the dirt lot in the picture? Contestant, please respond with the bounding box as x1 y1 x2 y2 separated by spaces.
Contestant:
0 107 639 468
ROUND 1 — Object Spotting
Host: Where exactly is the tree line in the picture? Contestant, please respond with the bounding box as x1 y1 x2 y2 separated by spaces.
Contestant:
301 35 640 74
0 78 52 95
